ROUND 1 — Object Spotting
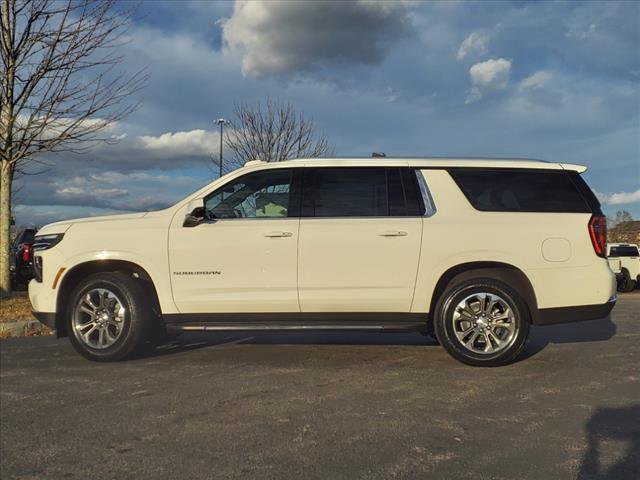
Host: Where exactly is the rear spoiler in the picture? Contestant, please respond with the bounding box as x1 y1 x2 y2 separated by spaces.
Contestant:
560 163 588 173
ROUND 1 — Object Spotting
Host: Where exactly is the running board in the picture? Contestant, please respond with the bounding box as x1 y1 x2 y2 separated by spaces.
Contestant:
166 322 425 333
163 312 428 334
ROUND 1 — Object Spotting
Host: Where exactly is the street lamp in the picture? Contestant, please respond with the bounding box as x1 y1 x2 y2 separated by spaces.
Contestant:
215 118 227 178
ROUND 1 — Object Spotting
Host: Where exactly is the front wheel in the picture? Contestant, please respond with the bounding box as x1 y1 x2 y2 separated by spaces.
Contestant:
67 272 150 361
434 278 530 367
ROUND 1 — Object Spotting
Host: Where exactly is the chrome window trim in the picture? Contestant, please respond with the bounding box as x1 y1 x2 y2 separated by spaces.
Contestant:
415 169 437 217
199 216 428 223
195 166 437 222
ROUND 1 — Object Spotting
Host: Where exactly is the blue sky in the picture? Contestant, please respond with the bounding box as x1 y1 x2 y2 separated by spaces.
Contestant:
13 0 640 226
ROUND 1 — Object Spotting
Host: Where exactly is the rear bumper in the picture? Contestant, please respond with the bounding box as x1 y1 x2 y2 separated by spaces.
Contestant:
536 297 616 326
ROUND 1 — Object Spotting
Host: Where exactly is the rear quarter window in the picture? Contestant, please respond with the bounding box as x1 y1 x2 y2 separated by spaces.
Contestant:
448 169 594 213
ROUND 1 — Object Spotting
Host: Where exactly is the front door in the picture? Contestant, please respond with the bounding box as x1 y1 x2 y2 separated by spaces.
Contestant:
168 168 300 313
298 167 423 312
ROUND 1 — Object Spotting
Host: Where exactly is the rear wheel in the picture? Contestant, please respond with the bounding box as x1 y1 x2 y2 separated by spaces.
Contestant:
434 278 530 367
67 272 150 361
618 269 636 293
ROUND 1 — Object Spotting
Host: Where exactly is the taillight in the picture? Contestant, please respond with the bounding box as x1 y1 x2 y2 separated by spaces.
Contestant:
22 244 31 262
588 215 606 258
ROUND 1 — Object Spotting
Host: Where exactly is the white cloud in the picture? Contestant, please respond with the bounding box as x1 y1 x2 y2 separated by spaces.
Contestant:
139 129 221 155
54 176 128 200
518 71 552 91
15 114 120 140
57 186 127 198
384 86 399 103
456 32 489 60
15 170 209 221
221 0 413 77
595 189 640 205
466 58 512 103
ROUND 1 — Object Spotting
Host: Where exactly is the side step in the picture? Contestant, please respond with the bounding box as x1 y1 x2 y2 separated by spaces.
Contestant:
166 322 425 333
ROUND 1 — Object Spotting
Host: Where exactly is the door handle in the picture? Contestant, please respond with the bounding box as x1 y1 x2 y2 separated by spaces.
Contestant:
378 230 408 237
264 231 293 238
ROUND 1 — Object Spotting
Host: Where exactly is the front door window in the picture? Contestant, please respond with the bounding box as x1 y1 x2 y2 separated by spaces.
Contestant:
205 169 292 219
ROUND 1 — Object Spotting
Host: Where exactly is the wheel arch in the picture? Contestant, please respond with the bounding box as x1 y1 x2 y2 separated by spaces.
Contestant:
429 261 539 325
55 260 162 337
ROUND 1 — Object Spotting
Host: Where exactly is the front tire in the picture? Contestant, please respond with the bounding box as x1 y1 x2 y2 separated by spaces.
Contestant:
434 278 530 367
67 272 150 361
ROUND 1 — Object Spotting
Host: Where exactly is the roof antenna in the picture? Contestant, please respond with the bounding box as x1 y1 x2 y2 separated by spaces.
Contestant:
372 152 386 158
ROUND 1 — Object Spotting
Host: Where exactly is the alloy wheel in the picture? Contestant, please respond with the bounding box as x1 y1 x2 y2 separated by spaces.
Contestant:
72 288 126 349
452 292 518 355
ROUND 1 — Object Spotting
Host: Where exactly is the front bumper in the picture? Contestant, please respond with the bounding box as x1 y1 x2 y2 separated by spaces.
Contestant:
536 296 617 326
32 311 56 329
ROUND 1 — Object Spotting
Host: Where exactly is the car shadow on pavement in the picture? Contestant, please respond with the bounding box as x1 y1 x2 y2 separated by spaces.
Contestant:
518 315 617 361
136 314 616 361
137 330 439 359
576 404 640 480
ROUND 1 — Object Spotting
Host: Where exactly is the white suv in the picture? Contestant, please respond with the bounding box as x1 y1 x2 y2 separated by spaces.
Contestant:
29 158 616 366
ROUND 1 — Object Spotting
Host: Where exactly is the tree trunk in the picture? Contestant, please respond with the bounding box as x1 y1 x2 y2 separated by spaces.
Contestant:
1 0 14 296
0 161 12 296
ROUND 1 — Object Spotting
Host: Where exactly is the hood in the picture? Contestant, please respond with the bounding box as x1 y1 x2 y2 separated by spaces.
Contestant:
37 212 149 236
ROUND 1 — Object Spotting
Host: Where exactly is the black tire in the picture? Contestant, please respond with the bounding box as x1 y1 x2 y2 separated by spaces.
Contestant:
421 321 440 344
618 269 635 293
67 272 151 361
434 277 530 367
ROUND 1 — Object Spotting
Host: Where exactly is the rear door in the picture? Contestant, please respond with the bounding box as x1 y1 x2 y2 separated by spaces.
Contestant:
298 167 424 312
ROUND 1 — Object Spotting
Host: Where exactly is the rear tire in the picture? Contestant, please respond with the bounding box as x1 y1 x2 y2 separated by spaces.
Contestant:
618 269 635 293
434 277 530 367
67 272 151 361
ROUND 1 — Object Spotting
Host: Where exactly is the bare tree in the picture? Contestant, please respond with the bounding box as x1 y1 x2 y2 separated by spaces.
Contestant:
0 0 146 295
607 210 636 243
223 99 331 171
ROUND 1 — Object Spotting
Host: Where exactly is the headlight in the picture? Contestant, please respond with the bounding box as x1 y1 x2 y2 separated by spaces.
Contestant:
33 233 65 252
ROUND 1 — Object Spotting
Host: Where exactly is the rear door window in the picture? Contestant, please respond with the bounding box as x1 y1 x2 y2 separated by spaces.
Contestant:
302 168 388 217
301 167 427 217
448 169 593 213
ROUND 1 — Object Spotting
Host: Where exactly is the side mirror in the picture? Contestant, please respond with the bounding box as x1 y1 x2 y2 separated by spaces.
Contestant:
183 199 205 228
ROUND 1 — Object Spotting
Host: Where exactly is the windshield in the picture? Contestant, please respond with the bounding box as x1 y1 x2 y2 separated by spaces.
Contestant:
19 230 36 243
609 246 639 257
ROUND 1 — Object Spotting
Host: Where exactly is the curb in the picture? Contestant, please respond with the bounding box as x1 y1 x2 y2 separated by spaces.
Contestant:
0 320 53 338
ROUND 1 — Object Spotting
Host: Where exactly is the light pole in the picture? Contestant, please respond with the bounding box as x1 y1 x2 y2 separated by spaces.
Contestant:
215 118 227 178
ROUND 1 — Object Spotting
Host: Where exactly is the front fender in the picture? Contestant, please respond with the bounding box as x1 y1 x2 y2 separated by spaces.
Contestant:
57 250 178 315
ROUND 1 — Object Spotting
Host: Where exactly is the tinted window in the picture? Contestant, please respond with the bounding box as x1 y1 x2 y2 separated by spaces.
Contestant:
205 169 292 219
401 169 427 216
302 168 388 217
301 167 427 217
449 169 591 213
609 246 639 257
387 168 406 216
567 171 603 215
19 230 36 243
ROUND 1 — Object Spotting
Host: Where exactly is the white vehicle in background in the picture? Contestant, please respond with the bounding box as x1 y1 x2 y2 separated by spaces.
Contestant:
607 243 640 292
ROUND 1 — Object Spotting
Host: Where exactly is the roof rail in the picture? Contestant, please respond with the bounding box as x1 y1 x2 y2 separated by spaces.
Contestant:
244 159 265 167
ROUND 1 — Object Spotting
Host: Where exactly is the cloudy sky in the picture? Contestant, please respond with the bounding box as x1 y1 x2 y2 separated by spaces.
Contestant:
13 0 640 226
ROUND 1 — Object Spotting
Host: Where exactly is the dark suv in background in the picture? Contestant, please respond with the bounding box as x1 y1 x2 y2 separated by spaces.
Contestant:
10 227 37 288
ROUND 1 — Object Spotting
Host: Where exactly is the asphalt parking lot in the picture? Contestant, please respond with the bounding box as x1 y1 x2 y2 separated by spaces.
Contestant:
1 294 639 480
